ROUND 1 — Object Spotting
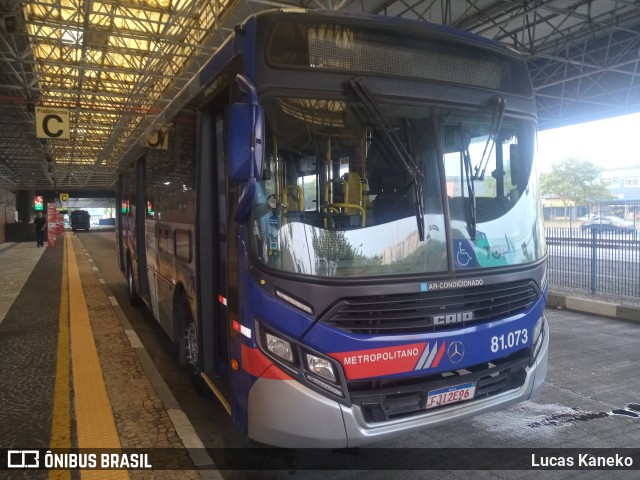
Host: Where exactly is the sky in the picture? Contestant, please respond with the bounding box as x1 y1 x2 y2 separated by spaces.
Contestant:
537 112 640 173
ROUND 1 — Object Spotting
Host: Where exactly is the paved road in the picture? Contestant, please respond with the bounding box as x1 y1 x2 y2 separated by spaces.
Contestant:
79 231 640 479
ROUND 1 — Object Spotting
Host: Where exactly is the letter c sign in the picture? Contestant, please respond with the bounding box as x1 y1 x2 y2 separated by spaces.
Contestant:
35 107 70 140
147 125 171 150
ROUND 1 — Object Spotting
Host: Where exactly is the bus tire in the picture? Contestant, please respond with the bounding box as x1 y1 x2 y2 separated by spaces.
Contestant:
127 258 140 305
179 294 208 395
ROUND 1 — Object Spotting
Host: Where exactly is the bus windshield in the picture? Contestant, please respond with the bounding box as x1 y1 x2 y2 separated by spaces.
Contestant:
249 96 544 277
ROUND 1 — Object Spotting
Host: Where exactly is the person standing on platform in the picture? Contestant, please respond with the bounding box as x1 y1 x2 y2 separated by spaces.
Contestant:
34 211 46 247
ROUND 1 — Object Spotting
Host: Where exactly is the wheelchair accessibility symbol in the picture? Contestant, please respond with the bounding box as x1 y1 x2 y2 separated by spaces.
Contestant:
456 242 473 267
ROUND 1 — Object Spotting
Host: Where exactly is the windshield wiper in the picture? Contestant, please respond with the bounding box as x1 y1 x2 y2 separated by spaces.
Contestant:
459 128 477 240
348 78 425 241
473 95 506 180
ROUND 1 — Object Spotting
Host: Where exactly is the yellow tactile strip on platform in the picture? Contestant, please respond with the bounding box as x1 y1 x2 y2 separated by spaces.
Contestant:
49 236 71 480
71 236 203 479
66 235 129 480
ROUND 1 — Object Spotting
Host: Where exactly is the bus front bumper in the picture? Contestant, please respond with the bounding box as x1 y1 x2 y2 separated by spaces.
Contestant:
248 318 549 448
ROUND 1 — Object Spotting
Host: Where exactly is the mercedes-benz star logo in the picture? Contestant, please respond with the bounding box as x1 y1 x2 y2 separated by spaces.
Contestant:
447 341 465 364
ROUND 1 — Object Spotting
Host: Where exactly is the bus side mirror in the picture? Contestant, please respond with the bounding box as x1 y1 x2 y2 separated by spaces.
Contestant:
233 177 257 223
229 74 264 222
228 92 264 179
229 103 264 222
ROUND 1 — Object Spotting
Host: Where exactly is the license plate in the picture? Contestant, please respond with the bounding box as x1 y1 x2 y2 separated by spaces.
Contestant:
426 382 476 409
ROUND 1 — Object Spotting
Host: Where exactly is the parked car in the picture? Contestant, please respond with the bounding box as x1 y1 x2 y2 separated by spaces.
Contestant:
580 215 635 233
70 210 91 231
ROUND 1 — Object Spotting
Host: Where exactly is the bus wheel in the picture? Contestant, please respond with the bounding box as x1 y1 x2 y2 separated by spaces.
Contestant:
184 321 199 370
180 297 208 395
127 260 140 305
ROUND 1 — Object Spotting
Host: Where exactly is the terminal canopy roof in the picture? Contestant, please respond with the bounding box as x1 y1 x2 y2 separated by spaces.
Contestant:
1 0 639 190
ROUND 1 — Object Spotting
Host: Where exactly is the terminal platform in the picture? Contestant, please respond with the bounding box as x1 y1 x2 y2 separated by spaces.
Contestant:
0 234 217 480
2 232 640 479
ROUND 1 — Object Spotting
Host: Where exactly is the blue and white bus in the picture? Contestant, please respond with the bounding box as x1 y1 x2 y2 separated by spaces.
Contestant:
116 8 548 448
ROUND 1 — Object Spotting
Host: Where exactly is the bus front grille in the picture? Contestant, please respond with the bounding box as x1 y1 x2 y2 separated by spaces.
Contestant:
320 280 539 334
348 350 530 423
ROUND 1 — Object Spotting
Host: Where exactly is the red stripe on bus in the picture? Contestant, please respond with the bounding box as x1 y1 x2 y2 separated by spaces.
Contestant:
241 344 291 380
432 341 447 368
261 365 293 380
329 342 427 380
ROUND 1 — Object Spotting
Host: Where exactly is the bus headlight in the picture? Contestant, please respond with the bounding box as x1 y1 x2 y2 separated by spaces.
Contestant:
266 332 294 363
530 316 545 365
306 354 336 383
256 321 345 399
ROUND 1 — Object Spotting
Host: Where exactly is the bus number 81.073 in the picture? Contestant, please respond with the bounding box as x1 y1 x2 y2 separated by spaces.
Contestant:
490 329 528 353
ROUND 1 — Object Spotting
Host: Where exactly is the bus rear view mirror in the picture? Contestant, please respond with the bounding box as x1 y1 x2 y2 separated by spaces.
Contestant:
229 75 264 181
229 103 252 179
228 102 264 222
233 177 257 223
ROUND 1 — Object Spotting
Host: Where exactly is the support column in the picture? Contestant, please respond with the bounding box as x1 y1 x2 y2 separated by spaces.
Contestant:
16 189 35 223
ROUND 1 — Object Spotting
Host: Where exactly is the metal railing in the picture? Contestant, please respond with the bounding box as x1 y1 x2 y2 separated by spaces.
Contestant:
545 228 640 296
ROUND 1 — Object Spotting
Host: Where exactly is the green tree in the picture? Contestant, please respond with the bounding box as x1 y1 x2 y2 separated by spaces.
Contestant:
540 158 611 218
